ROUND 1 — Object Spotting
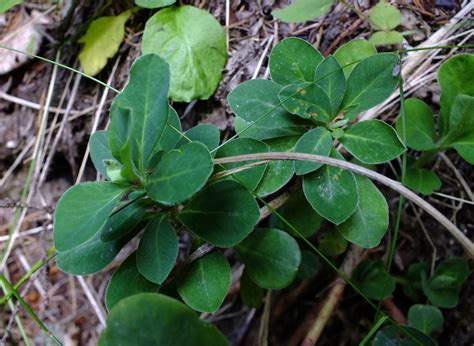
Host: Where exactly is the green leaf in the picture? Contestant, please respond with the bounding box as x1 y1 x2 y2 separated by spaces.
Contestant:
303 149 359 224
314 55 346 115
339 120 405 164
369 31 404 46
334 39 377 77
396 98 436 151
273 0 333 23
318 230 348 256
341 53 399 120
352 260 395 300
407 305 444 335
215 138 269 191
142 5 227 102
54 182 126 252
135 0 175 8
297 250 321 279
178 180 260 247
146 142 213 205
373 325 436 346
0 0 22 13
369 1 401 31
271 188 323 238
177 252 231 313
100 199 148 241
438 54 474 134
237 228 301 289
337 175 388 248
279 83 332 121
89 130 118 179
255 136 298 197
422 257 469 308
229 79 308 140
234 115 306 141
136 215 179 284
78 10 131 76
402 262 429 301
240 269 264 308
269 37 324 85
176 124 220 153
404 168 441 196
99 294 229 346
105 253 159 310
294 127 333 175
451 131 474 164
110 54 171 174
156 106 182 152
441 94 474 145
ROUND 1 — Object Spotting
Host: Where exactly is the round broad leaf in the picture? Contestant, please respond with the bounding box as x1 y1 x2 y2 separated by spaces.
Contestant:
373 325 436 346
178 180 260 247
237 228 301 289
215 138 269 191
452 131 474 164
407 305 444 335
99 293 229 346
279 83 332 121
341 53 399 120
352 260 395 300
294 127 333 175
303 149 359 224
337 175 388 248
369 31 404 47
269 37 323 85
404 168 441 196
146 142 213 205
176 124 220 153
105 253 159 310
89 130 117 179
177 252 231 313
255 136 298 197
272 0 333 23
240 269 264 308
339 120 405 164
396 98 436 151
135 0 175 9
318 230 348 256
142 6 227 102
54 182 126 252
228 79 308 140
441 94 474 145
136 215 178 284
100 199 148 241
334 39 377 77
369 1 401 31
314 55 346 116
297 250 321 279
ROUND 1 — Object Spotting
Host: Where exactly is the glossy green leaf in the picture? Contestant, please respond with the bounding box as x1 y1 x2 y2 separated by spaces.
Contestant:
146 142 213 205
89 130 118 179
78 10 131 76
101 199 148 241
334 39 377 77
156 106 182 152
341 53 399 119
237 228 301 289
135 0 175 8
272 188 323 238
255 136 298 197
373 325 436 346
0 0 22 13
297 250 321 279
369 31 404 46
407 305 444 335
303 149 358 224
314 55 346 115
441 94 474 145
272 0 333 23
438 54 474 134
451 131 474 164
279 83 332 121
229 79 308 140
177 252 231 313
99 294 229 346
337 175 388 248
136 215 178 284
105 253 159 310
178 180 260 247
234 115 306 141
339 120 405 164
294 127 332 175
396 98 436 151
176 124 220 153
369 1 401 31
240 269 264 308
269 37 323 85
54 182 126 252
142 5 227 102
352 260 395 300
404 168 441 196
318 230 348 256
215 138 269 191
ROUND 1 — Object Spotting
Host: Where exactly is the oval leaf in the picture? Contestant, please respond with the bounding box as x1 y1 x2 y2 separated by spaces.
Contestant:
89 130 118 179
294 127 333 175
314 55 346 115
176 124 220 153
407 305 444 335
334 39 377 77
100 199 148 241
373 325 436 346
279 82 332 121
135 0 175 8
404 168 441 196
272 0 333 23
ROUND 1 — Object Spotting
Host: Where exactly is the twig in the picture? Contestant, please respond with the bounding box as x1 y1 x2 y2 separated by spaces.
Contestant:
382 298 407 324
323 18 363 56
258 290 272 346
